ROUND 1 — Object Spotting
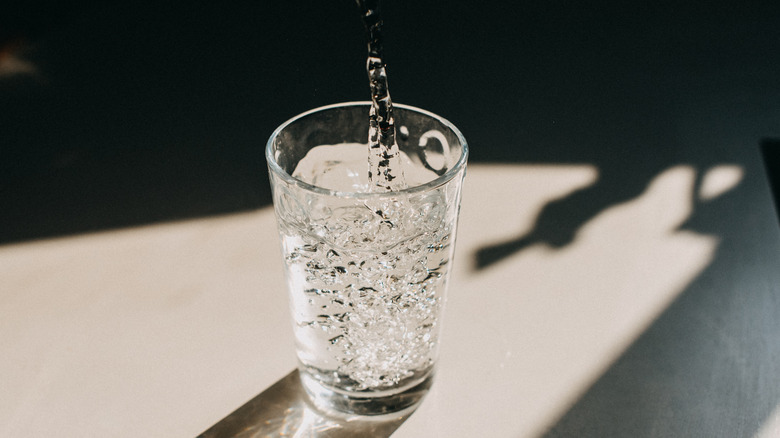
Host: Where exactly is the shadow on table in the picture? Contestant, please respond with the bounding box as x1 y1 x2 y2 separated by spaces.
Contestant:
468 143 780 436
470 140 778 436
761 139 780 223
472 168 659 270
475 138 780 270
198 370 411 438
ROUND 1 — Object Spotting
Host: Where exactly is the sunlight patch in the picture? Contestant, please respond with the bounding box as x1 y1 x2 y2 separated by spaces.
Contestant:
699 165 744 201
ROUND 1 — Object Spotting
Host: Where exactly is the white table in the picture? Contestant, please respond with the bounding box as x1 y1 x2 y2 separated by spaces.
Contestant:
3 162 778 437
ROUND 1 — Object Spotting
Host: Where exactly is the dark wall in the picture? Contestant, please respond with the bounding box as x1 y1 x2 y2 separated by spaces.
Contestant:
2 1 779 243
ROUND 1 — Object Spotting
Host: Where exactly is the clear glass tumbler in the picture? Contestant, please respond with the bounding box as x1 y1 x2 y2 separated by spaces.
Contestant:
266 102 468 416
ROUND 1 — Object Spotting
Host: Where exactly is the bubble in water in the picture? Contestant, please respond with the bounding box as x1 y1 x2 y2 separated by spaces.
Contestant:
279 151 454 391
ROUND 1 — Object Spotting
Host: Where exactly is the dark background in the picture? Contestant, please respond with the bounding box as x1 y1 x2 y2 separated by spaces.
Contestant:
2 1 779 436
3 0 779 244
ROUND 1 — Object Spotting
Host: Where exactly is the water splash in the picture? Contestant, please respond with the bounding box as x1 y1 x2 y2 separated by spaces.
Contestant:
356 0 405 192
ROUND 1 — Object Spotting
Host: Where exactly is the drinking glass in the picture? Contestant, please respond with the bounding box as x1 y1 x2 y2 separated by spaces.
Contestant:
266 102 468 416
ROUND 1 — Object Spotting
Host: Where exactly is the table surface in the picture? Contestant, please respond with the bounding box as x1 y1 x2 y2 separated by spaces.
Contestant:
2 1 780 437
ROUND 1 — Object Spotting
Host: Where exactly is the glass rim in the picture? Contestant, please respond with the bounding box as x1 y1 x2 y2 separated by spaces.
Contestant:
265 101 469 199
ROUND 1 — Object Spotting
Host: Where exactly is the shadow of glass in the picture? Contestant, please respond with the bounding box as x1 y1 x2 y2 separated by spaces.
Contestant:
198 370 412 438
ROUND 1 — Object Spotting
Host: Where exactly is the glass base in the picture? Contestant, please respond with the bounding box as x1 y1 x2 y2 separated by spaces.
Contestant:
300 370 433 417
